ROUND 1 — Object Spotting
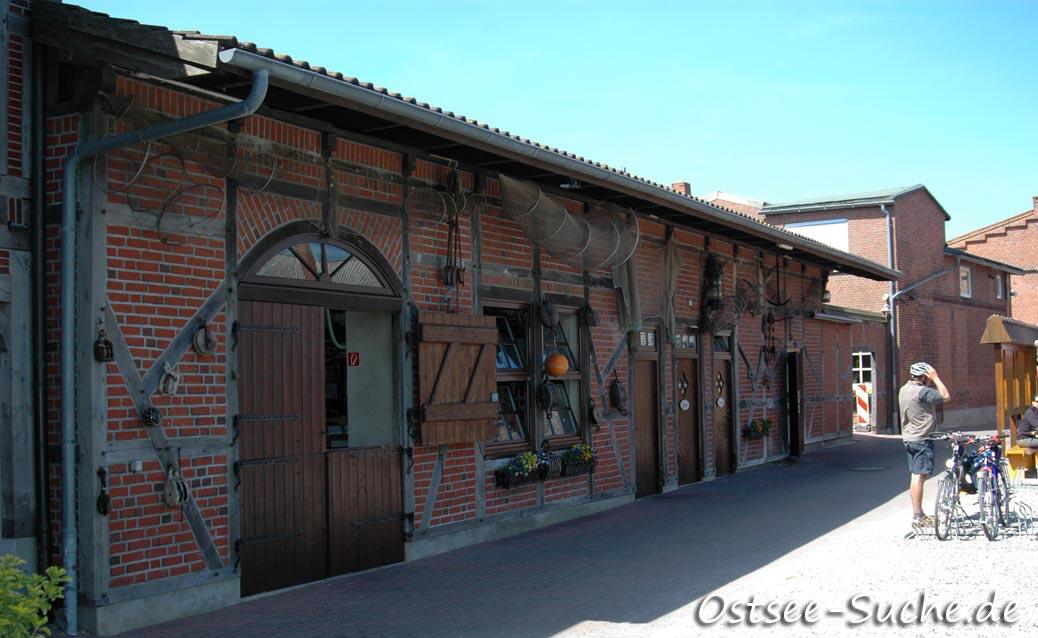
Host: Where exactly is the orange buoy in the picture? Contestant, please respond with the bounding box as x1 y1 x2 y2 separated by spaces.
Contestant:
545 352 570 377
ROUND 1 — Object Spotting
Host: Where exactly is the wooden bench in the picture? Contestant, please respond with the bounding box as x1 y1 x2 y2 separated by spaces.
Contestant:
1006 445 1035 480
1006 409 1036 481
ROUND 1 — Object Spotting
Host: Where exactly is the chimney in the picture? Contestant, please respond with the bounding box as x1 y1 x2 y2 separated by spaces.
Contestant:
1032 195 1037 212
672 181 692 196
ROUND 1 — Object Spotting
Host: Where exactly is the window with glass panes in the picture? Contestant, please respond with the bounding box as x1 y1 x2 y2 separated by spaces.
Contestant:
852 352 874 385
486 307 530 445
542 313 581 439
959 266 972 298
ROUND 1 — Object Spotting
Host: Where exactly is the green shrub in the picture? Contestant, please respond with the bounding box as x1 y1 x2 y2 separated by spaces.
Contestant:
0 555 69 638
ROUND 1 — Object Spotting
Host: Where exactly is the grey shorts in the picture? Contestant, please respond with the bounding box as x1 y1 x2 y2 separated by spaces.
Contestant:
905 440 934 475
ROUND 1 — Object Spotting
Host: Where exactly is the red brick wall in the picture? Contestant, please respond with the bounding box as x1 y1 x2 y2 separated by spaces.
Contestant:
707 196 766 221
764 205 892 312
6 32 24 177
949 199 1038 325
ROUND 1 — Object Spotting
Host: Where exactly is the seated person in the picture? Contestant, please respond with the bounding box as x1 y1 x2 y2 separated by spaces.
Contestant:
1019 394 1038 452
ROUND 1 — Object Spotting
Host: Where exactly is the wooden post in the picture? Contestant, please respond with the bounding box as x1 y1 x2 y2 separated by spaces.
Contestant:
76 105 109 603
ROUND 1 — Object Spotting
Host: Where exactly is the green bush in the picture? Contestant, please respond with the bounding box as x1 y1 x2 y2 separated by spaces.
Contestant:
0 555 69 638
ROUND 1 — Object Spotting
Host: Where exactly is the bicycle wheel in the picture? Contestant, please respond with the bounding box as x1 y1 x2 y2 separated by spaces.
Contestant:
978 470 999 541
934 473 956 541
997 459 1012 525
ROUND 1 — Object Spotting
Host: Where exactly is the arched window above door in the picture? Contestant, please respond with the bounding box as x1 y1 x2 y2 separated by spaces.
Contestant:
253 240 384 289
239 229 401 309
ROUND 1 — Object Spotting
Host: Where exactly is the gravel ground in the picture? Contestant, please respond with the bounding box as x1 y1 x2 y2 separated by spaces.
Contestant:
563 432 1038 638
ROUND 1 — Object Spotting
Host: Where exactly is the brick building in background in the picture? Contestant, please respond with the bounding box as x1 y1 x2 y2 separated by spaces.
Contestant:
948 196 1038 325
707 185 1022 430
1 2 897 634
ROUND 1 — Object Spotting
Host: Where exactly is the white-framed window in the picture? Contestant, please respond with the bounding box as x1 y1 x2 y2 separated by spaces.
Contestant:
783 218 849 252
852 352 874 385
995 273 1003 300
959 265 972 298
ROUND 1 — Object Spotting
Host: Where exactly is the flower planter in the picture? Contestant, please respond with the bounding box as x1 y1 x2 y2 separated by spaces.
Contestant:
560 459 596 477
494 467 544 489
742 428 769 439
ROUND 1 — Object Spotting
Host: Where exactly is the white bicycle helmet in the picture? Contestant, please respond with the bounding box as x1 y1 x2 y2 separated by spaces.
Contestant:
909 362 931 377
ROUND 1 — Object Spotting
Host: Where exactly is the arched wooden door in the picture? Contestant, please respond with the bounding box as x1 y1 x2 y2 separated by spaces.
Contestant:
235 231 404 596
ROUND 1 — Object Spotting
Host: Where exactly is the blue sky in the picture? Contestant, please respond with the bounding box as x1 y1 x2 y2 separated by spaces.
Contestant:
81 0 1036 237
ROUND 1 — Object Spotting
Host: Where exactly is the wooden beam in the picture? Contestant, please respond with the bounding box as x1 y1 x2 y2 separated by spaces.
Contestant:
33 2 219 77
139 282 228 396
104 305 225 571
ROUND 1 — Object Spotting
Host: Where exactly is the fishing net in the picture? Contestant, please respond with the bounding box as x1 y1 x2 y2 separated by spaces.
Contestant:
499 174 638 270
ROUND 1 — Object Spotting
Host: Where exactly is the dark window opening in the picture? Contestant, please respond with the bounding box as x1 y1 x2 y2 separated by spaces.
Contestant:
325 309 349 448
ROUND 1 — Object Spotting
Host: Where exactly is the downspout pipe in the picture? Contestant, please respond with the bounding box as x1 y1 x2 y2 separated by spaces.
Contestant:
886 265 953 433
58 68 268 635
32 43 50 575
882 204 898 432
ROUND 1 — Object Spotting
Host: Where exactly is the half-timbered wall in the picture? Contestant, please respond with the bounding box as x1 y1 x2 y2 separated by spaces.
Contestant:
29 66 888 632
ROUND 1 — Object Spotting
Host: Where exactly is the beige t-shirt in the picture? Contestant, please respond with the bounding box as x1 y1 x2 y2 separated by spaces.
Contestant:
899 381 944 442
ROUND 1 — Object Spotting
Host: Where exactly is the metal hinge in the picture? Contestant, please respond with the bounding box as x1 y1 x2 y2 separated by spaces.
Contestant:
350 512 411 528
406 408 421 441
233 530 304 569
401 446 415 473
404 329 420 354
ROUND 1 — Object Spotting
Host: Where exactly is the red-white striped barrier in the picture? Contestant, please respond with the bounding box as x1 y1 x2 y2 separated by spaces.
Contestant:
855 383 871 426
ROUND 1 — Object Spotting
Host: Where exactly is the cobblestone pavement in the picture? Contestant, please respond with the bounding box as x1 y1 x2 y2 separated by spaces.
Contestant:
100 432 1037 637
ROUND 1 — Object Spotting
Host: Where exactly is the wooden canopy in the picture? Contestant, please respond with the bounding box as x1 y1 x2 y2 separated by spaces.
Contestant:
980 314 1038 346
982 315 1038 444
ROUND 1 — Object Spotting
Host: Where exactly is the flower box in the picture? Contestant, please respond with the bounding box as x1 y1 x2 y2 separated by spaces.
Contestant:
561 459 596 477
742 428 767 439
494 467 544 489
559 443 596 477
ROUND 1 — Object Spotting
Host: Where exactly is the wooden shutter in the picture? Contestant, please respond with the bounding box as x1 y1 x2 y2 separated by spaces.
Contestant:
417 311 498 445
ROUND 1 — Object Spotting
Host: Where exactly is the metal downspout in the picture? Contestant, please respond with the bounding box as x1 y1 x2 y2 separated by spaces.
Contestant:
58 69 268 635
31 43 50 575
882 204 898 432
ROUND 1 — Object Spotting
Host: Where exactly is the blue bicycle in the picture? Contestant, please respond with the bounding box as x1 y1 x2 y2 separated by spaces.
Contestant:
975 434 1011 540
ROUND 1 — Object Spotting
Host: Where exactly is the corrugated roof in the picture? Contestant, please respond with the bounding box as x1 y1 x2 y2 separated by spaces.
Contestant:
764 185 924 210
763 184 951 221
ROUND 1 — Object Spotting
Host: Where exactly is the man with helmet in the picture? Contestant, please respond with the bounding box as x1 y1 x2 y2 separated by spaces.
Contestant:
899 362 951 526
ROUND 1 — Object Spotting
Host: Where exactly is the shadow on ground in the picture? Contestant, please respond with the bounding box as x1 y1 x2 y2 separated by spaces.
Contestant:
102 433 923 637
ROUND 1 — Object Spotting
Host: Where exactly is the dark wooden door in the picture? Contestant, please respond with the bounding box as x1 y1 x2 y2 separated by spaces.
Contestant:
785 352 802 457
327 445 404 575
713 359 734 476
676 358 700 484
237 300 327 596
634 359 660 498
